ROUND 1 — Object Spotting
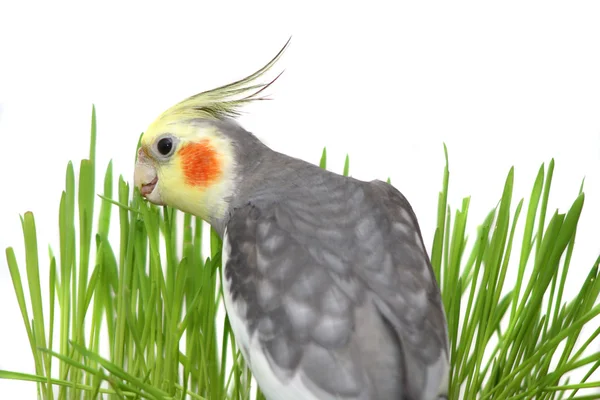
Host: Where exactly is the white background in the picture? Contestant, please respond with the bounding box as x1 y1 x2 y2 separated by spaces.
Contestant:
1 1 599 398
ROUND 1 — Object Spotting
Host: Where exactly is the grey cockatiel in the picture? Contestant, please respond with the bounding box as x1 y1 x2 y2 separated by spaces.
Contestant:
134 40 450 400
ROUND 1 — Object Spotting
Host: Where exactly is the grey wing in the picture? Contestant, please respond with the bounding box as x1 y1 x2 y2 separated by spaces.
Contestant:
225 201 376 400
363 179 450 399
224 180 449 400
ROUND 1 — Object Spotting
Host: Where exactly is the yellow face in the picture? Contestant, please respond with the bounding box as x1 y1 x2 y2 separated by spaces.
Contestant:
134 118 237 221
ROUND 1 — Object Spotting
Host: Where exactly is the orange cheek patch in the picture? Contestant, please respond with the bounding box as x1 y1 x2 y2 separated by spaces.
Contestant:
179 140 222 187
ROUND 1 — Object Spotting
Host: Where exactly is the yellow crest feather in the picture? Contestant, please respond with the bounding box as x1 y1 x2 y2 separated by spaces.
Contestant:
155 38 290 125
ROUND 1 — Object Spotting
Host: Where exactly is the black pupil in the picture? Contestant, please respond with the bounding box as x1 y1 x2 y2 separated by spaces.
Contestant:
157 138 173 155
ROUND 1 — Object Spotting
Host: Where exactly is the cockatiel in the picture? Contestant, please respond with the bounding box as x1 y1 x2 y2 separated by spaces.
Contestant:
134 40 450 400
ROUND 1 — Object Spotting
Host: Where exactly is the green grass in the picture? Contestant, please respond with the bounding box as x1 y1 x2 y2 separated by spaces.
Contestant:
1 107 600 399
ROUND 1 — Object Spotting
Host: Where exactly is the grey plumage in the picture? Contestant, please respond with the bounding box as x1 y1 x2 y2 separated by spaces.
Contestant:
212 119 450 400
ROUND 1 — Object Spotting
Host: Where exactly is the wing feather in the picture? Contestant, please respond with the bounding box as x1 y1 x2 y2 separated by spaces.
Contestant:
223 178 449 400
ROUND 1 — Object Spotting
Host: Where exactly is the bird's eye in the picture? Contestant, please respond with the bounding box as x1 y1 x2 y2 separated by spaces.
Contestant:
157 137 173 156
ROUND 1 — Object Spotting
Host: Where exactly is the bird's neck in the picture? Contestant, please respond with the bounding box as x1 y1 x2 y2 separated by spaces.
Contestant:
210 147 333 238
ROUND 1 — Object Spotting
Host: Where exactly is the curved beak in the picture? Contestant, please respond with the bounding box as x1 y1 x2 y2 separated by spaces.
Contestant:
134 147 164 205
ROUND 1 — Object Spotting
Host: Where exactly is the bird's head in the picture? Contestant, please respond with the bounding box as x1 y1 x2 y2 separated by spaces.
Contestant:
134 117 237 220
133 39 289 224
